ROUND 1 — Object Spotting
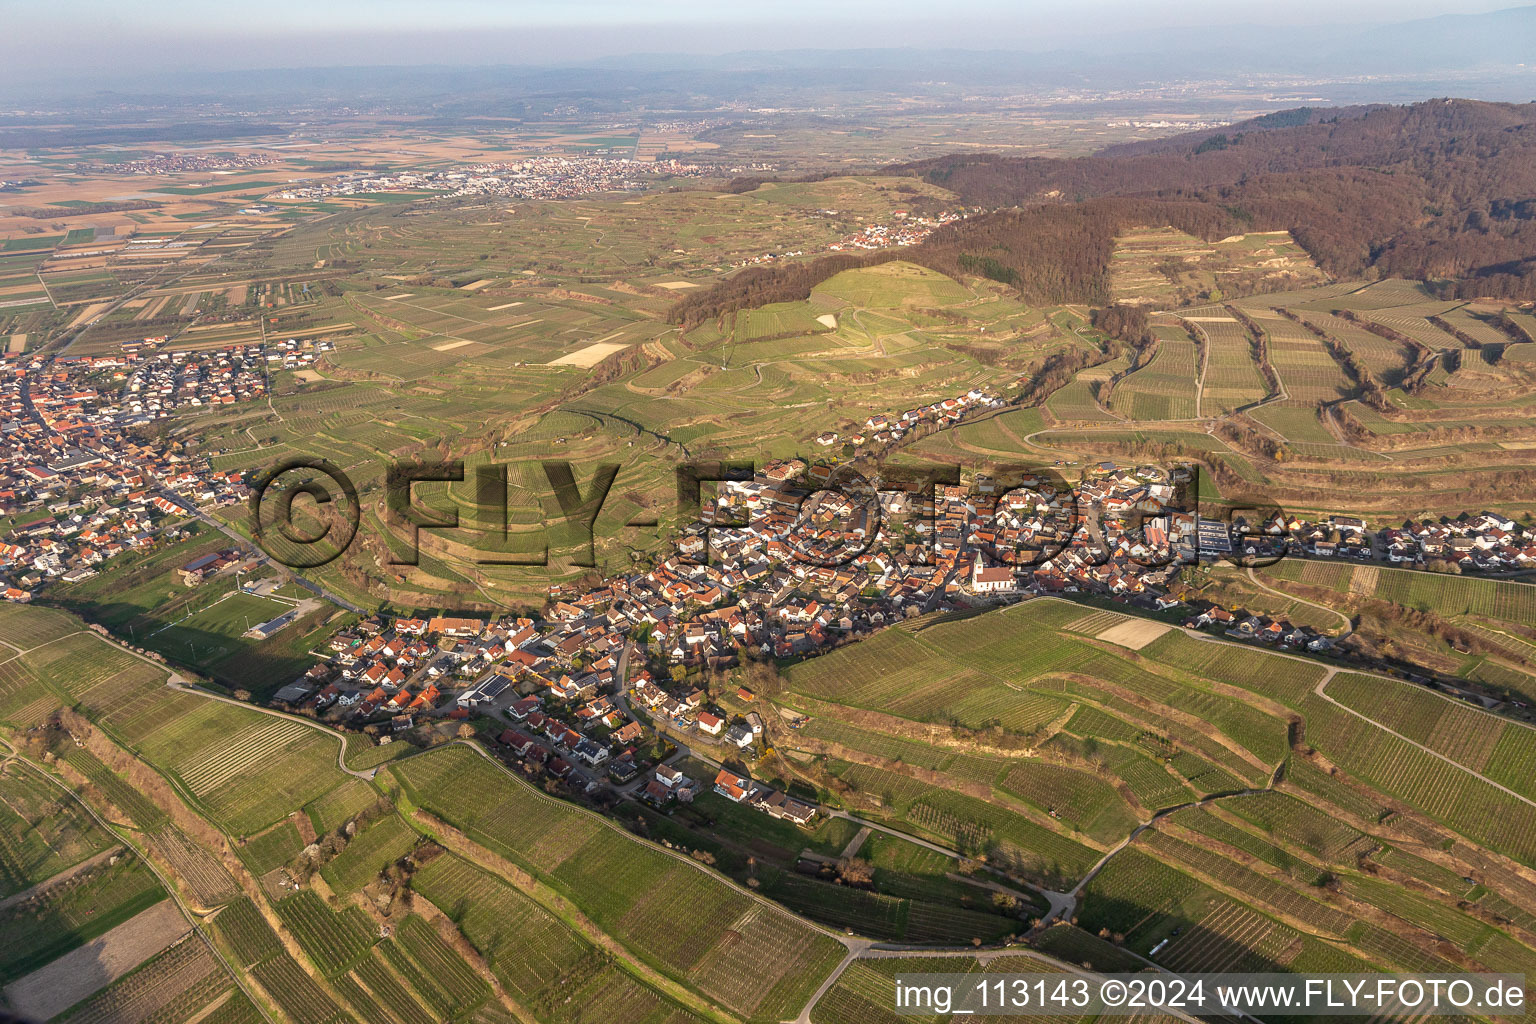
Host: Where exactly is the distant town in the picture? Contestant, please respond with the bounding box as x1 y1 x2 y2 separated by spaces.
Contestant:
266 156 776 203
733 208 969 267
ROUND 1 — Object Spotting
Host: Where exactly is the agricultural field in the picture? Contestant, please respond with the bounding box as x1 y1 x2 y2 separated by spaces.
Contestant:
1179 308 1269 413
306 777 383 834
146 823 241 907
784 600 1286 784
1108 227 1328 307
1295 310 1416 385
10 102 1536 1023
410 853 593 998
1042 377 1117 423
319 812 419 893
0 759 114 897
1243 310 1353 403
0 854 166 986
1258 558 1536 627
394 745 848 1022
172 239 1077 606
1107 325 1200 420
271 889 378 976
764 592 1536 985
1248 401 1336 444
42 934 240 1024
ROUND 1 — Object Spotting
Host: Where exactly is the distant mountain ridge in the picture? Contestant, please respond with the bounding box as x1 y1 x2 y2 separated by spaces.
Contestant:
891 98 1536 299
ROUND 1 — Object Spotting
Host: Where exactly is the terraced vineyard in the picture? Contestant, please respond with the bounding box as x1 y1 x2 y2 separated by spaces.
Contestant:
392 744 846 1022
1244 309 1353 402
770 592 1536 992
1260 559 1536 626
271 889 378 977
1108 325 1200 420
1181 309 1268 413
18 583 1536 1024
319 813 418 893
410 854 591 999
7 110 1536 1024
996 760 1139 843
1296 310 1415 385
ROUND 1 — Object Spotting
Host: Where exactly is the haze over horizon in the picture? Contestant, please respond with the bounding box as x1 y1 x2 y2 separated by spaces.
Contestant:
1 0 1530 90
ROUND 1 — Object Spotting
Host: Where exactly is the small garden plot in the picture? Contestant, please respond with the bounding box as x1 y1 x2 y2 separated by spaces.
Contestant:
1094 617 1170 650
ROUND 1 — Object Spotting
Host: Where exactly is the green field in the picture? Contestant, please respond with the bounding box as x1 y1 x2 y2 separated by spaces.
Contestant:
7 123 1536 1020
319 813 418 893
392 744 846 1022
144 591 293 667
0 856 165 984
0 760 114 897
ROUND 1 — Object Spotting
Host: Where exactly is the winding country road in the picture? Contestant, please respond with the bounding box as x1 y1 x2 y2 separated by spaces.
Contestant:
1243 566 1353 638
1311 666 1536 811
0 624 376 782
0 737 278 1024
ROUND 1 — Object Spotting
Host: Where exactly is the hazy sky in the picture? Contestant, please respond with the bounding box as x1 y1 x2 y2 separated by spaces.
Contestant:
0 0 1523 83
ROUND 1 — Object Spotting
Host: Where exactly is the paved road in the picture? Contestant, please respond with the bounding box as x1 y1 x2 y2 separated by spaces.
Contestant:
1312 667 1536 810
1244 566 1353 638
0 737 279 1024
789 941 875 1024
19 623 379 782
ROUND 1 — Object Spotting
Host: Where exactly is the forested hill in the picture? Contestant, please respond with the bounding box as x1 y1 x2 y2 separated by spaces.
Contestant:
896 100 1533 200
671 100 1536 327
892 100 1536 296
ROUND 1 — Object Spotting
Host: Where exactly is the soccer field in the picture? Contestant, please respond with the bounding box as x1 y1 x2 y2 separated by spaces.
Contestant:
148 593 291 666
